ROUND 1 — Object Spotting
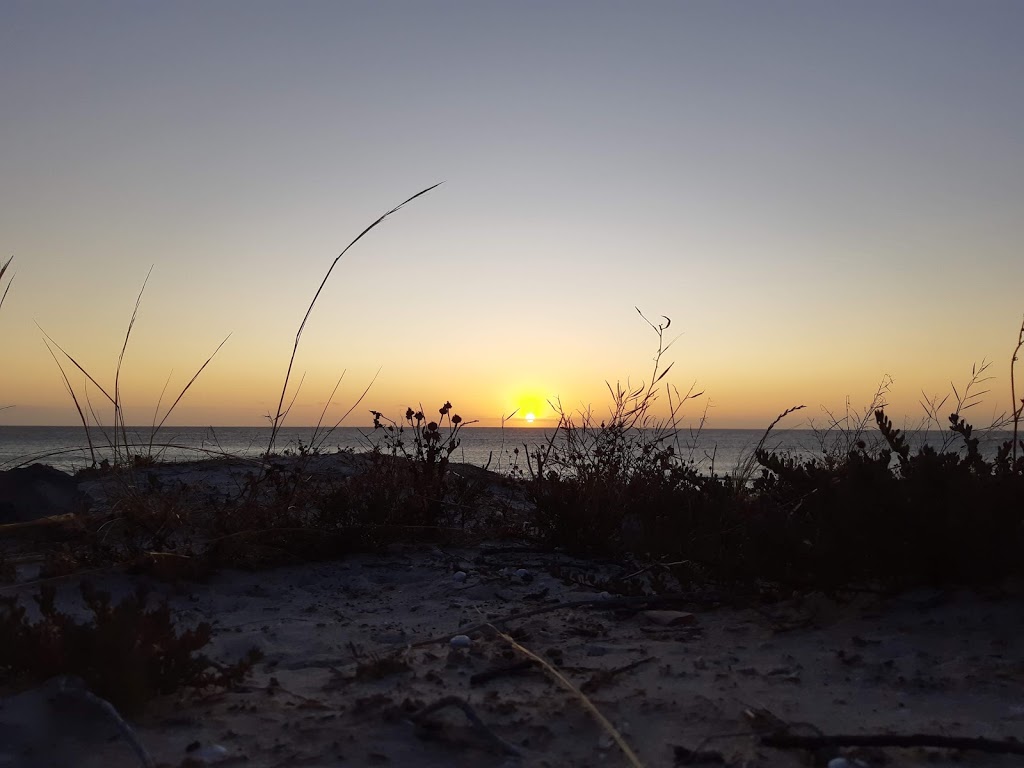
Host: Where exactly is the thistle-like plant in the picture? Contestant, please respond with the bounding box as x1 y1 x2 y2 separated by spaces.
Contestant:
366 401 473 525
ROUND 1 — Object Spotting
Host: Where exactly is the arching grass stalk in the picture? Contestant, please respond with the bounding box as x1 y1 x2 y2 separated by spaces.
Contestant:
734 404 806 487
266 182 442 456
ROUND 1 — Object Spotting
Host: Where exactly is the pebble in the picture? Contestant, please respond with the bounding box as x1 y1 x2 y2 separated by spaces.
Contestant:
449 634 472 649
828 758 869 768
452 571 468 583
192 744 230 764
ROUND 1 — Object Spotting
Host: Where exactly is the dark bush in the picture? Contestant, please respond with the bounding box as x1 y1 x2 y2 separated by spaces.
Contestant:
0 582 261 714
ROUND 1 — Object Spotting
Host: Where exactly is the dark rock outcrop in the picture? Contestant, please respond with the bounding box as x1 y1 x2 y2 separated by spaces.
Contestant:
0 464 87 523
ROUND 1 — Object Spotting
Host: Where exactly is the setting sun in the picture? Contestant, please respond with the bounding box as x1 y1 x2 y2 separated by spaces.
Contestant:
525 412 536 424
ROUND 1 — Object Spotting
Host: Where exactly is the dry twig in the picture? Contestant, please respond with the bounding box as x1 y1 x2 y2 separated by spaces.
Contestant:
763 731 1024 756
486 624 645 768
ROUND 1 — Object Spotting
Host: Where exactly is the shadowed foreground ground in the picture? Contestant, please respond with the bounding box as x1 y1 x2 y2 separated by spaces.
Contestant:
3 550 1024 767
1 457 1023 767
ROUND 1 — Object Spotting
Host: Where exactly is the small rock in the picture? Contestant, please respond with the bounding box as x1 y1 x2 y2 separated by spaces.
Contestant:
0 464 88 523
514 568 533 583
827 758 869 768
452 571 468 583
192 744 230 764
642 610 697 627
449 634 472 649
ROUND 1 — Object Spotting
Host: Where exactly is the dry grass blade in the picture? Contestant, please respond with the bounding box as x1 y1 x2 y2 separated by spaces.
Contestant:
84 386 115 453
151 333 231 436
1012 315 1024 461
0 259 12 410
268 182 442 454
486 623 646 768
0 255 13 312
735 404 806 485
147 372 175 455
37 325 116 404
37 272 227 467
42 339 98 466
278 372 307 431
309 372 347 449
313 366 381 453
114 267 154 451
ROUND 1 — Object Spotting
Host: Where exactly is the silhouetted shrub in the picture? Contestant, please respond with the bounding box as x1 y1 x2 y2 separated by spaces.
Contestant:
354 402 472 526
0 581 261 713
748 409 1024 588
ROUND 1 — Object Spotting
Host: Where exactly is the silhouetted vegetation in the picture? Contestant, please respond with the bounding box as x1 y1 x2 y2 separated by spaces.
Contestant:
747 407 1024 589
522 315 1024 592
6 312 1024 595
0 581 261 713
4 189 1024 723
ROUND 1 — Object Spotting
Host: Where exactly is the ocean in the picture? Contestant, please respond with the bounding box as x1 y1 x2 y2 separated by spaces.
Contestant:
0 424 1015 476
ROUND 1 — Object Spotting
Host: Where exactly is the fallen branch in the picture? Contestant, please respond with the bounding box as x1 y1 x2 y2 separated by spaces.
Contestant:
762 732 1024 756
410 592 712 649
581 656 655 693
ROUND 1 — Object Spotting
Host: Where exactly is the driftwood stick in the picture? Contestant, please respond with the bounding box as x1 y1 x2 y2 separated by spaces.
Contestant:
487 624 646 768
410 592 710 649
763 732 1024 756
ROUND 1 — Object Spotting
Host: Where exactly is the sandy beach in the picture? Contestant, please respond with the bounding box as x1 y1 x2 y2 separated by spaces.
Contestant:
0 457 1021 768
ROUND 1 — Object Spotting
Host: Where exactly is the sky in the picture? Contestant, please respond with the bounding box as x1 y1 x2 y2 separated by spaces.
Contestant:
1 1 1023 430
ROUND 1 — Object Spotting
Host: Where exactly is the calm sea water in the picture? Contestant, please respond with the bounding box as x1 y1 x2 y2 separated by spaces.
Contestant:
0 424 1015 475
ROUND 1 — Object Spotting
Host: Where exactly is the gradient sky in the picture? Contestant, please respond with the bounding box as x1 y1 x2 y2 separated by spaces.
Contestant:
2 1 1023 430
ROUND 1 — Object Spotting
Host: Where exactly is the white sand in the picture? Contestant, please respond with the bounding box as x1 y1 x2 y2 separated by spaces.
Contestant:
2 548 1023 767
